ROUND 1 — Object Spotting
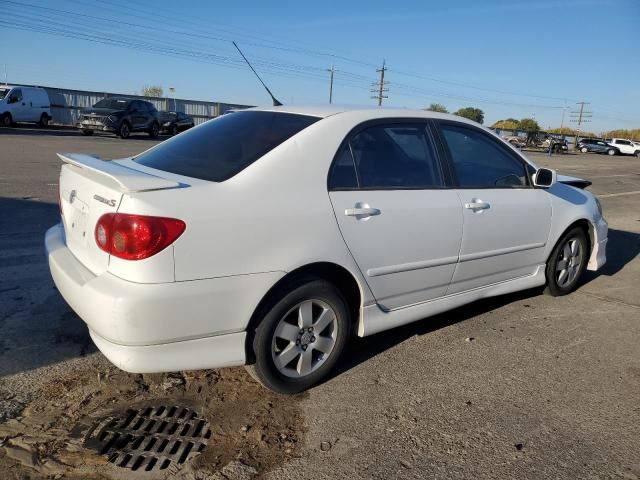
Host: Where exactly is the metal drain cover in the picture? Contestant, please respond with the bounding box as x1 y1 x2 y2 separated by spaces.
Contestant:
85 405 211 472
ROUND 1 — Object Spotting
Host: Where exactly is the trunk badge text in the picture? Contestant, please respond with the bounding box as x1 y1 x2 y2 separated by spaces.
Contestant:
93 194 117 207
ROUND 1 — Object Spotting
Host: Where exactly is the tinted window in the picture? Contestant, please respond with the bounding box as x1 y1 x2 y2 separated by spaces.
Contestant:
136 111 319 182
347 124 443 189
11 89 22 102
94 98 130 110
440 124 528 188
328 144 358 189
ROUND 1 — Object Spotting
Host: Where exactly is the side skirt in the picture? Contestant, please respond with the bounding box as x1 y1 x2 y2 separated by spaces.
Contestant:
358 265 546 337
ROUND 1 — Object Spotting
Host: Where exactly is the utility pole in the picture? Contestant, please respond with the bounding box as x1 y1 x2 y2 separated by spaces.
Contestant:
327 64 335 104
569 101 592 142
370 60 389 106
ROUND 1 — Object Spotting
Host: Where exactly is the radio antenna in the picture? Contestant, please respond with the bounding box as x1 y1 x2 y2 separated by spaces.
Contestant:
232 41 282 106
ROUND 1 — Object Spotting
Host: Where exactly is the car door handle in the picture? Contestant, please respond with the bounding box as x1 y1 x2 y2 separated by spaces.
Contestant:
464 200 490 211
345 205 381 218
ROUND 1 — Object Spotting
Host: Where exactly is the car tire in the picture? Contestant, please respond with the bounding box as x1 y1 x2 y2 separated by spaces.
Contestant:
580 147 588 153
148 122 159 138
544 227 588 297
245 277 351 394
118 121 131 139
169 124 178 136
634 150 640 158
39 114 49 127
81 129 94 136
607 149 616 156
1 113 12 127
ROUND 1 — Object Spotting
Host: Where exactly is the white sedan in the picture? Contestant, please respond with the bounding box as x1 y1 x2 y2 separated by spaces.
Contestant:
45 106 608 393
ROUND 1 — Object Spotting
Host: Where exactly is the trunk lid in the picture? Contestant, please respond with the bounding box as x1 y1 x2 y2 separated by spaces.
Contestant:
57 153 187 275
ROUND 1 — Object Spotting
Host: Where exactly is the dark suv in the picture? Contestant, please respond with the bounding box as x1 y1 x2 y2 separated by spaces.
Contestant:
79 98 160 139
576 138 619 156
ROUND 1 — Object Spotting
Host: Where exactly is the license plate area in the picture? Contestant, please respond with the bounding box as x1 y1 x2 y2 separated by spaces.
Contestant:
65 197 90 244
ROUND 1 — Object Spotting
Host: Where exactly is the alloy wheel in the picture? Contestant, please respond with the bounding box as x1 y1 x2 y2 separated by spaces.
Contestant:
271 299 338 378
556 238 582 288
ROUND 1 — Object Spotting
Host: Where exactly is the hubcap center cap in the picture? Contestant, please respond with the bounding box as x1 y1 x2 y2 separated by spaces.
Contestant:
300 331 313 346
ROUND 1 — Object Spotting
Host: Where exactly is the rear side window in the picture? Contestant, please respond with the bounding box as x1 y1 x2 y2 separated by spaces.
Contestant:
135 111 319 182
440 123 528 188
328 123 443 190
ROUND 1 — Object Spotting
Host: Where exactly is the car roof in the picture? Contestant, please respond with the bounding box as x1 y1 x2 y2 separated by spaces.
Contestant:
246 104 479 124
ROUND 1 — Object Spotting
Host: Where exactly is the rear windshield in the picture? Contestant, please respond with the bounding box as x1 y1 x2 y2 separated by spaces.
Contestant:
135 111 320 182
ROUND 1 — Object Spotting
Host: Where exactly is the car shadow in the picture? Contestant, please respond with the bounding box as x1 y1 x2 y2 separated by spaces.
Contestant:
331 227 639 382
0 125 168 141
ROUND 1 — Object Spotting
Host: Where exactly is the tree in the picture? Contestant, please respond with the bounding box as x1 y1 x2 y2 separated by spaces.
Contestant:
518 118 540 132
141 85 163 97
492 118 520 129
425 103 448 113
453 107 484 124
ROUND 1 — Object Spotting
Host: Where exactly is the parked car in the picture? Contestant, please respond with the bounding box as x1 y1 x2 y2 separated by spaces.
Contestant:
608 138 640 157
159 111 195 136
0 85 51 127
78 98 160 139
576 138 619 156
45 107 608 393
503 133 567 153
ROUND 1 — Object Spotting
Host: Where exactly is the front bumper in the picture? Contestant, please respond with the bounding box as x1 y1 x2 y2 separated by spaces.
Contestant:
45 223 283 373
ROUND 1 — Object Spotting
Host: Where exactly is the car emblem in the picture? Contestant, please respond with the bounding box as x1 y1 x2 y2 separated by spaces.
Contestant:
69 190 77 204
93 194 117 207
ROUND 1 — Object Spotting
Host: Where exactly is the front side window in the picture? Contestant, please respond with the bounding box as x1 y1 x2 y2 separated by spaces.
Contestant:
10 89 22 103
136 111 319 182
348 124 443 189
440 123 528 188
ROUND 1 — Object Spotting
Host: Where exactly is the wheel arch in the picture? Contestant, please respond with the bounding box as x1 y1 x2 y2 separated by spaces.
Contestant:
548 218 593 264
244 261 364 363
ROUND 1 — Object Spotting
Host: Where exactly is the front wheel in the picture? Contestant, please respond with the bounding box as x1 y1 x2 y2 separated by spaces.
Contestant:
118 122 131 139
634 151 640 158
607 149 616 156
580 147 588 153
545 227 588 296
246 278 351 394
148 122 159 138
1 113 12 127
81 129 94 136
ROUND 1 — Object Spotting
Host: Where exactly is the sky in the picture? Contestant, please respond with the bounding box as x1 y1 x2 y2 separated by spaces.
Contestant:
1 0 638 132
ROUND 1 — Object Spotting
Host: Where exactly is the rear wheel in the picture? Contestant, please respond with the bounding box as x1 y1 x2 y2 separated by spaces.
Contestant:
118 121 131 139
634 150 640 158
148 122 159 138
39 114 49 127
245 278 351 394
545 227 588 296
1 113 12 127
607 149 616 156
81 129 94 136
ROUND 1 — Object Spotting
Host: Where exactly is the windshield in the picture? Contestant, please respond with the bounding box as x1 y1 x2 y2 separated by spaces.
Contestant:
93 98 131 110
0 88 9 100
135 111 320 182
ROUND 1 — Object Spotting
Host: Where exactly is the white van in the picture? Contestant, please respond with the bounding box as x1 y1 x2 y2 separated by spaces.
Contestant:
0 85 52 127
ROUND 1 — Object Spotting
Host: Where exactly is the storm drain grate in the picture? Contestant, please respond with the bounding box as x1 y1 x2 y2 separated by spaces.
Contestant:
85 406 211 472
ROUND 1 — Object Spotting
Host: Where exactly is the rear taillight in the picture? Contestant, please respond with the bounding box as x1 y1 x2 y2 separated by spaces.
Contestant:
95 213 186 260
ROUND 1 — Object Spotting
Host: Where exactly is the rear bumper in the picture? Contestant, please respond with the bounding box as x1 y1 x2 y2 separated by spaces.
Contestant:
45 223 284 372
587 216 608 271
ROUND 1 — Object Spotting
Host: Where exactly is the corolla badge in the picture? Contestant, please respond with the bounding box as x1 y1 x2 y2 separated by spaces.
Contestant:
93 194 117 207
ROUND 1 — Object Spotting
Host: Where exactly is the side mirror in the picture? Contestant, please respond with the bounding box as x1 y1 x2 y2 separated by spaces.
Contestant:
533 168 557 188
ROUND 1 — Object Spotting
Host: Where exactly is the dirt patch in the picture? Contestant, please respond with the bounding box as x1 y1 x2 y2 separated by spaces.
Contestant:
0 364 305 479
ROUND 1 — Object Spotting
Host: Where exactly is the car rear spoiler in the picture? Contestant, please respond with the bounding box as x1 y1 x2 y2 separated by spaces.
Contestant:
57 153 189 193
557 174 592 189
